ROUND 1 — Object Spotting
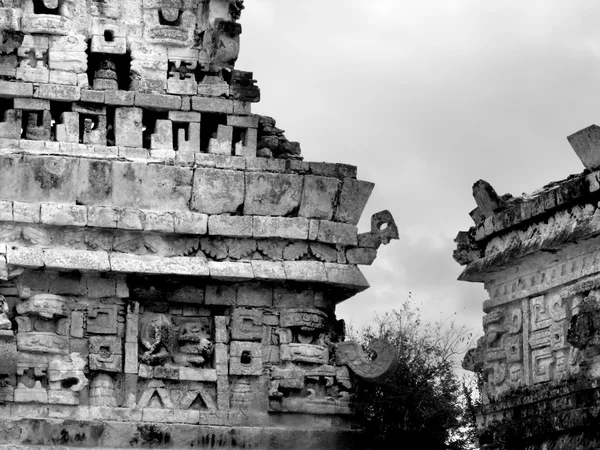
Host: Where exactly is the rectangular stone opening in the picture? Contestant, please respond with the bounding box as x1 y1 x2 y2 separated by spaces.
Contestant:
87 52 131 91
200 113 226 153
142 110 168 149
173 122 189 151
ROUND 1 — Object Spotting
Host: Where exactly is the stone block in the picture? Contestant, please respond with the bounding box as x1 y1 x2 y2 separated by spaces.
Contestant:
298 176 340 220
567 125 600 170
0 109 22 139
233 101 251 115
208 261 254 281
89 336 122 371
197 83 229 97
195 154 246 170
13 201 40 223
309 162 338 178
114 107 143 148
237 284 273 307
227 115 259 128
308 220 320 241
105 90 135 106
48 51 87 72
173 211 208 235
273 287 314 308
136 92 181 111
324 263 370 290
117 208 146 230
245 157 286 173
333 178 375 225
230 308 263 341
87 206 118 228
346 247 377 265
169 111 201 123
253 216 309 240
209 215 253 238
281 343 328 364
178 368 217 382
109 254 210 276
251 261 286 281
208 125 233 155
283 261 327 283
49 70 78 85
0 80 33 98
80 90 105 103
215 343 228 375
244 173 303 216
215 316 229 344
70 311 85 338
0 201 12 222
44 249 111 272
167 79 197 95
317 221 358 246
124 342 138 374
91 34 126 54
37 83 80 102
191 168 245 214
336 163 358 179
191 97 234 114
14 98 50 110
6 247 44 267
150 119 174 150
205 284 237 306
55 112 79 143
229 341 263 376
145 211 175 233
41 203 87 226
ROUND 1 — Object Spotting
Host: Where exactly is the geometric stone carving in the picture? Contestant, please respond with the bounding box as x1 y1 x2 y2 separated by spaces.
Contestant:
16 332 69 354
16 294 69 319
229 341 262 376
230 308 262 341
87 305 118 334
282 343 329 365
47 353 88 392
89 336 123 372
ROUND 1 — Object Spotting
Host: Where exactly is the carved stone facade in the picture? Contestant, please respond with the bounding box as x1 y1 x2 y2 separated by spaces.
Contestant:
0 1 398 449
457 140 600 448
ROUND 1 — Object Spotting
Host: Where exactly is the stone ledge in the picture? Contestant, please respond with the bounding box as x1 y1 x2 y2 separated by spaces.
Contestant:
4 247 369 292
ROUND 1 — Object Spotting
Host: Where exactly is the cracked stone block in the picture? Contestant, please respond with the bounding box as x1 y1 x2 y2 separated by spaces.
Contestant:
244 172 303 216
298 176 340 220
191 168 245 214
333 178 375 225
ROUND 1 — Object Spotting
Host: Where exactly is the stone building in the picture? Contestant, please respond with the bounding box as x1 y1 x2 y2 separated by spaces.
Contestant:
0 1 398 448
457 127 600 448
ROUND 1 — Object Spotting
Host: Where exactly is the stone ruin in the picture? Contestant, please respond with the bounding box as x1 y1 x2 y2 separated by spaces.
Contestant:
457 126 600 448
0 1 400 448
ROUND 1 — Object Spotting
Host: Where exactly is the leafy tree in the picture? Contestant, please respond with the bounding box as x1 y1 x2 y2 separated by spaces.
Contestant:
349 298 478 449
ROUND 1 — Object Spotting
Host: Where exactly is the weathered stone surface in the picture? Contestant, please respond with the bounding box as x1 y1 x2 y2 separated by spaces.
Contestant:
253 216 309 240
568 124 600 170
346 247 377 265
244 173 303 216
209 215 253 238
317 221 358 246
298 176 340 220
114 107 143 148
333 178 374 225
110 254 209 276
191 168 245 214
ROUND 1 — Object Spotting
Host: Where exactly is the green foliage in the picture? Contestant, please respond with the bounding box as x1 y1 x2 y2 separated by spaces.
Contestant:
350 298 478 449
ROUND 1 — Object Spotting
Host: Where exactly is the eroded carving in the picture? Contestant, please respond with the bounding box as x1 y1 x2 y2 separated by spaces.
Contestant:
334 339 398 383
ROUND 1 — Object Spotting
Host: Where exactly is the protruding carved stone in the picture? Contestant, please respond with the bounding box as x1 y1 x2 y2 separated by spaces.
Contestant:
472 179 507 217
173 321 213 368
357 210 400 249
47 352 87 392
335 338 398 383
567 124 600 170
89 373 118 407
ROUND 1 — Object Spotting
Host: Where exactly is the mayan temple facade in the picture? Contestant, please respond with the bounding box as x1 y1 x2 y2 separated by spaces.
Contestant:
0 1 399 448
457 127 600 448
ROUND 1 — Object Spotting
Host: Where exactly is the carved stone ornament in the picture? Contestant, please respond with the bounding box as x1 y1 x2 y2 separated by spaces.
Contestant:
334 338 399 383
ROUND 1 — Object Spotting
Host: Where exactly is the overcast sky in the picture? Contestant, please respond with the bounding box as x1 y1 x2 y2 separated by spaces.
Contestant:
237 1 600 336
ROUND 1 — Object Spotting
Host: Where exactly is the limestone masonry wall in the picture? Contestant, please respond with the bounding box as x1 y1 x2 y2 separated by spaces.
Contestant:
0 1 399 449
457 126 600 449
